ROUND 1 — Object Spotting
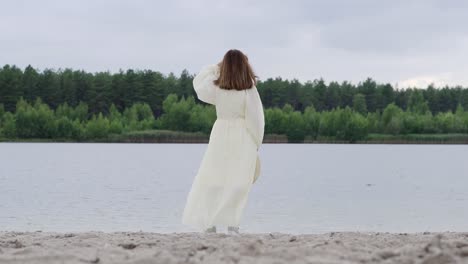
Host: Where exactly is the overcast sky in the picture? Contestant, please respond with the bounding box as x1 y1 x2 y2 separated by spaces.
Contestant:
1 0 468 88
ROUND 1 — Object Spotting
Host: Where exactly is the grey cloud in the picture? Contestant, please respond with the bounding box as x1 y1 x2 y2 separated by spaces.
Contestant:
0 0 468 86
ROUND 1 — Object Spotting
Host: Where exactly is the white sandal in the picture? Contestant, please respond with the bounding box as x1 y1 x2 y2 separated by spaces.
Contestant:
228 226 240 235
204 226 216 233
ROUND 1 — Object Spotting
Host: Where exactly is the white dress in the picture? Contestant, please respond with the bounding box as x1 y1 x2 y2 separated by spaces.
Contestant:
182 64 265 229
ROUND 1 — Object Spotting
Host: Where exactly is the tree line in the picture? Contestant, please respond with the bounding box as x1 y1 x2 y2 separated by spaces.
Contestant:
2 64 468 116
1 94 468 143
1 64 468 143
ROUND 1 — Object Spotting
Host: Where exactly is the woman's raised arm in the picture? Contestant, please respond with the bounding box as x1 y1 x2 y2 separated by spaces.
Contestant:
192 64 219 105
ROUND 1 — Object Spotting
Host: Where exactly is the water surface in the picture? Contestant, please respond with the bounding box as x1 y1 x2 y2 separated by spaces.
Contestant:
1 143 467 234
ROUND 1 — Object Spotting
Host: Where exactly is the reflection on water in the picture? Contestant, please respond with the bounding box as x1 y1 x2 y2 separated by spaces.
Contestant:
1 143 467 234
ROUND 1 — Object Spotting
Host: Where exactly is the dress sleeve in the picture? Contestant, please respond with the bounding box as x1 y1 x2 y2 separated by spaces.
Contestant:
192 64 219 105
245 86 265 149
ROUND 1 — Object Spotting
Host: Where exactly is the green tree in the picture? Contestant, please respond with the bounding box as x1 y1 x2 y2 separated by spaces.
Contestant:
108 103 122 121
401 112 433 134
22 65 40 102
381 103 403 135
177 69 195 98
87 72 112 115
264 108 286 134
55 116 83 139
408 89 430 114
366 112 380 133
454 104 467 133
312 79 327 111
352 93 367 114
85 113 110 139
15 98 58 138
37 69 60 109
188 103 216 133
109 119 124 134
1 112 16 138
345 112 369 142
140 70 166 116
159 94 192 131
284 111 306 143
59 69 77 106
74 102 89 121
303 106 320 139
358 78 378 112
0 103 4 119
0 65 23 112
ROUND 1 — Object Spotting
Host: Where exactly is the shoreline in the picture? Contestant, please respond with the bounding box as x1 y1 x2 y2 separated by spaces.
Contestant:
2 131 468 144
1 231 467 263
2 139 468 145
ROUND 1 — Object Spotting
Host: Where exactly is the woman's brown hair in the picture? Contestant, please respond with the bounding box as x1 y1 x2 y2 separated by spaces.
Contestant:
214 49 257 90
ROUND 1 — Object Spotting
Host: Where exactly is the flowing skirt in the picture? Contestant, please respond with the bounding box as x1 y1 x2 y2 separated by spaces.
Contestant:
182 118 257 229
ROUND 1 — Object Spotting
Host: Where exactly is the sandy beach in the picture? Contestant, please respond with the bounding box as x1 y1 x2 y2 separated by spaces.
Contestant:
0 231 467 264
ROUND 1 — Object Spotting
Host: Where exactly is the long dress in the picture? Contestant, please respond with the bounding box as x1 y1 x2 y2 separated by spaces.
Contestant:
182 64 265 229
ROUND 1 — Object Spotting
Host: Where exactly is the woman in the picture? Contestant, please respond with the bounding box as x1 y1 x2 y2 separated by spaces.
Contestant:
182 49 265 234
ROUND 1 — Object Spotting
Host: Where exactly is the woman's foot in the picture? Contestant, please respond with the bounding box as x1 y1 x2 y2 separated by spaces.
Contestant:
204 226 216 233
228 226 240 235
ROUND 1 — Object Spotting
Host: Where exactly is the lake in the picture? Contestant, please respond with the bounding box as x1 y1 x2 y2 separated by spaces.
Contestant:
0 143 467 234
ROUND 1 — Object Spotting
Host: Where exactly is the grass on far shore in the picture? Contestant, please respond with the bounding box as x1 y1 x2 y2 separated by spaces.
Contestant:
1 130 468 144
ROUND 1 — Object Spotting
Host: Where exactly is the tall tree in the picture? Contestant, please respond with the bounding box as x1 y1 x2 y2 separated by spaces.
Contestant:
22 65 39 102
59 69 77 106
353 93 367 114
358 78 378 112
408 89 430 114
